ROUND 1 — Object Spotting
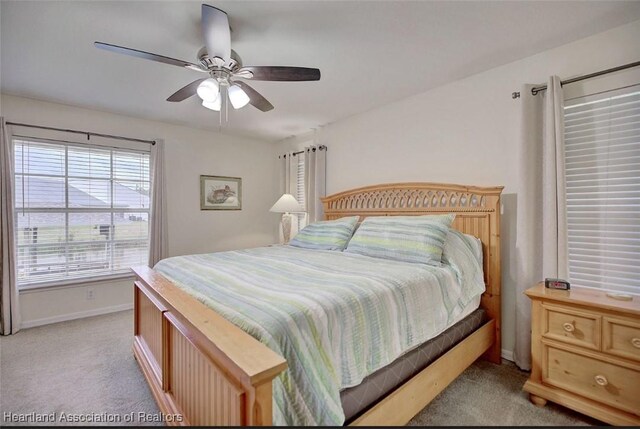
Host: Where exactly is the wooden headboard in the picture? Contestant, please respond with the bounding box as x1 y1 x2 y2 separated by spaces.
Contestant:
321 182 504 363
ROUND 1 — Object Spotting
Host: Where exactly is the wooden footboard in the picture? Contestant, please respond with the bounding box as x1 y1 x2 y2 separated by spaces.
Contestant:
132 266 287 426
133 265 496 426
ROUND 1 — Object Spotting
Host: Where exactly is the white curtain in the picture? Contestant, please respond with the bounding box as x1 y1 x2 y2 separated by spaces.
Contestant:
278 152 299 242
1 118 20 335
148 139 168 266
514 76 570 370
304 145 326 224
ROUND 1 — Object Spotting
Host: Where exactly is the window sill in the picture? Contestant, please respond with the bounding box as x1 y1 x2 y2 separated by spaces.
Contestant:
18 272 135 293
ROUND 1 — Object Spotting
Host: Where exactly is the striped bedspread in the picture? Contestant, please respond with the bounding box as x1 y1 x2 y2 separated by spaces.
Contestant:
154 245 484 425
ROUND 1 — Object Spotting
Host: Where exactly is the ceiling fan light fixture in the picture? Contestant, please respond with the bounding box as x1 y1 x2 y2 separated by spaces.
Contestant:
228 85 250 109
202 96 221 112
96 5 321 118
196 78 220 101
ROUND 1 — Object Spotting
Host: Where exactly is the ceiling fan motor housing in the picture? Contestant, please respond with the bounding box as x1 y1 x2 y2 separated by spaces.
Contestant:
197 47 242 72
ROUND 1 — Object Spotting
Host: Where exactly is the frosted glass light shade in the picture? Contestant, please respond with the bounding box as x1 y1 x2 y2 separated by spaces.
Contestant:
197 78 220 102
202 97 221 112
270 194 303 213
228 85 250 109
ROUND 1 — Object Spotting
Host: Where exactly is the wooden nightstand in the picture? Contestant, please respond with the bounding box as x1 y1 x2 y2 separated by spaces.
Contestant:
523 283 640 425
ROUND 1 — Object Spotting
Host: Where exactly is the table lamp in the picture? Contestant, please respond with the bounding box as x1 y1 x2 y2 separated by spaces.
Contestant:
270 193 304 243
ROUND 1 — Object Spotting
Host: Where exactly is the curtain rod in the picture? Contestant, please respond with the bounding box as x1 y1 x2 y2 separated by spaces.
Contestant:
5 121 156 145
512 59 640 99
279 145 327 159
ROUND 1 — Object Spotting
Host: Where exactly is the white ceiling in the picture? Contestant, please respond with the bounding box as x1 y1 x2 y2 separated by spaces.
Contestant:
2 1 640 142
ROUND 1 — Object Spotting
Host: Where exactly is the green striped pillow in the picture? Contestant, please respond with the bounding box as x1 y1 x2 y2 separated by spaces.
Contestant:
344 214 455 265
289 216 359 251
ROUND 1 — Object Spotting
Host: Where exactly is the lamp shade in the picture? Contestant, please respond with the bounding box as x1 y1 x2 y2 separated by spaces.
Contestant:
228 85 250 109
197 78 220 102
202 97 221 111
270 194 303 213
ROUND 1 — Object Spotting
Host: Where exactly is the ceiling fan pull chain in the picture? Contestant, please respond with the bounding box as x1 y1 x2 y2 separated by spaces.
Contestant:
224 86 228 125
224 85 230 125
221 86 225 127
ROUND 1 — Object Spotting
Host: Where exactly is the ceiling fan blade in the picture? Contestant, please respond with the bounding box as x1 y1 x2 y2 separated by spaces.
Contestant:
237 66 321 82
234 81 274 112
201 5 231 64
167 78 207 102
95 42 206 72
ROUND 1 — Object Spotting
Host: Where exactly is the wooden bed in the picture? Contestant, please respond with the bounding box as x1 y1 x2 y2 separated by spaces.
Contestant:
131 182 503 426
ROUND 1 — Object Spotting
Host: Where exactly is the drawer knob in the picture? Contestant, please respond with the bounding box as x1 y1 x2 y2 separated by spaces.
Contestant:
562 322 575 333
632 338 640 349
594 375 608 386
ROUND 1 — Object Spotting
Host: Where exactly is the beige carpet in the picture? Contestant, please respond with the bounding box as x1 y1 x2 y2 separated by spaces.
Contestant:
1 310 600 426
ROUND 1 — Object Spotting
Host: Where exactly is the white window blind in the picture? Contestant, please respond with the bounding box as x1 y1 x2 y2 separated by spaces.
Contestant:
563 86 640 294
295 152 306 227
13 137 151 286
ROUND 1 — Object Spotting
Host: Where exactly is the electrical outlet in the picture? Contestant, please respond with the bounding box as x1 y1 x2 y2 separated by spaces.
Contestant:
86 289 95 300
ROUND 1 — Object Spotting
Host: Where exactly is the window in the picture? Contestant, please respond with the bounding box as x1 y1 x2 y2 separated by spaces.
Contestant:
14 138 151 287
563 85 640 294
295 152 306 227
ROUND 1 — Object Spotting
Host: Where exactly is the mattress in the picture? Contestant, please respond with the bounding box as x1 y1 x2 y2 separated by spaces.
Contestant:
341 305 487 423
154 245 486 425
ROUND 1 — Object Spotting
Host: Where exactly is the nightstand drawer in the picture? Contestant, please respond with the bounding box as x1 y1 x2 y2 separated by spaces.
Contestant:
543 304 601 350
604 317 640 362
543 344 640 416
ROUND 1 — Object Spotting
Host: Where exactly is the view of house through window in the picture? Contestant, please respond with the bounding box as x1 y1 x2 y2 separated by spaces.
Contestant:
13 138 151 286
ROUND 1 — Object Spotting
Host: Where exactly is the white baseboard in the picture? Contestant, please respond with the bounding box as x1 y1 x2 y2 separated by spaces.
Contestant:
21 303 133 329
501 348 514 362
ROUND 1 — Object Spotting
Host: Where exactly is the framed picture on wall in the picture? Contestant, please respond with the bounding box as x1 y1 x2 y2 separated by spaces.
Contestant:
200 175 242 210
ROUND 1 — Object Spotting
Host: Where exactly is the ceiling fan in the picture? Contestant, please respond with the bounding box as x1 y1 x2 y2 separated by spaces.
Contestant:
95 4 320 114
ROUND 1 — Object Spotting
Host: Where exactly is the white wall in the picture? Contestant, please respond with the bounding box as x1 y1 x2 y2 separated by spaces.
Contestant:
1 94 281 328
279 20 640 359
